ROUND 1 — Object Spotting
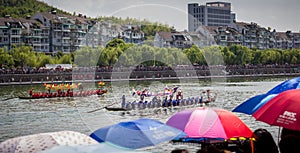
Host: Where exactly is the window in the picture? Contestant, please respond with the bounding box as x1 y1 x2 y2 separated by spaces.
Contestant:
220 36 226 41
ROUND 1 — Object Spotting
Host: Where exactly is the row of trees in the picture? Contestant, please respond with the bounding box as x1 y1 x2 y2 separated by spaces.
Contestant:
1 39 300 69
0 45 72 69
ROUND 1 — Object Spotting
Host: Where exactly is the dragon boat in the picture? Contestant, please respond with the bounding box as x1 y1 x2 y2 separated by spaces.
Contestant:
19 82 108 99
104 93 217 111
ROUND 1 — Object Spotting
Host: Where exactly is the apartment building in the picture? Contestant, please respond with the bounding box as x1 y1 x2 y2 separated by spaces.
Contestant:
32 11 91 53
0 17 49 51
120 25 144 44
205 23 300 49
154 27 219 49
155 21 300 50
0 11 145 53
188 2 235 32
19 18 50 52
0 17 22 50
154 30 193 49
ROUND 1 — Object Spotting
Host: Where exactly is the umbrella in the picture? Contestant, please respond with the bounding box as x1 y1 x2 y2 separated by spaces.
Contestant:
166 107 253 140
266 76 300 94
40 142 152 153
0 131 98 153
253 89 300 131
232 76 300 115
232 94 277 115
90 118 186 149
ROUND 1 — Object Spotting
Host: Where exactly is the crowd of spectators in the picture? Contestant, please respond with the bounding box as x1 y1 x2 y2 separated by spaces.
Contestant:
0 64 299 75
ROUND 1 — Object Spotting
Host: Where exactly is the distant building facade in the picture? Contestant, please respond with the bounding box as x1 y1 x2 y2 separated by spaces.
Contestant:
0 11 145 53
154 29 216 49
188 2 235 32
210 22 300 50
154 30 193 49
155 22 300 50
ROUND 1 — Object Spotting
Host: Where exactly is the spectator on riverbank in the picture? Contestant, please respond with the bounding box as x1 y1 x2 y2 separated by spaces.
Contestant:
252 128 279 153
279 128 300 153
196 145 231 153
171 148 189 153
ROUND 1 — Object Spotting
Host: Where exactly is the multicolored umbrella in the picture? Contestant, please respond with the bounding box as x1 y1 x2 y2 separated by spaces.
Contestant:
90 118 186 149
253 89 300 131
232 94 277 115
266 76 300 94
166 107 253 140
233 76 300 115
0 131 98 153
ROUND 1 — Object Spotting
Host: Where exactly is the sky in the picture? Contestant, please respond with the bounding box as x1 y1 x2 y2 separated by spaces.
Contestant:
40 0 300 32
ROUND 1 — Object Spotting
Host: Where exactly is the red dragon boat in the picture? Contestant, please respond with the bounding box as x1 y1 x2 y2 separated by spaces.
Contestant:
19 82 108 99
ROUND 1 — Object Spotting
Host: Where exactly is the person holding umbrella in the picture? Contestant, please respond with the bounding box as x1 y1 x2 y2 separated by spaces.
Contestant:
252 128 279 153
279 128 300 153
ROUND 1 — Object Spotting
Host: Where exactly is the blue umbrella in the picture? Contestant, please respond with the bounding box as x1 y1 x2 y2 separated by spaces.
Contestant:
232 93 277 115
90 118 186 149
267 76 300 94
233 76 300 115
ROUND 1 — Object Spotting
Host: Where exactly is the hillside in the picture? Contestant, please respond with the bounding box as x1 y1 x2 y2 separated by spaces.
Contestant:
0 0 71 18
0 0 171 40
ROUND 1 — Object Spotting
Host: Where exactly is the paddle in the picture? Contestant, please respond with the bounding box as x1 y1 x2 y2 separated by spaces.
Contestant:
86 101 118 113
2 91 16 101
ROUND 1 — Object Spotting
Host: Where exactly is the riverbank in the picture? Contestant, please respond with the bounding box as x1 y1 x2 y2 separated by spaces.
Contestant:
0 72 299 86
1 65 299 86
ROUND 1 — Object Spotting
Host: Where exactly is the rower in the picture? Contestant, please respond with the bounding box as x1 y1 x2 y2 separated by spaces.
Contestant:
29 88 34 96
206 89 211 101
121 95 126 108
176 89 183 100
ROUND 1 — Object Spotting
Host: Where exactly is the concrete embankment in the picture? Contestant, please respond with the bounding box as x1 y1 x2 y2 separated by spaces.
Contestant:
0 67 299 86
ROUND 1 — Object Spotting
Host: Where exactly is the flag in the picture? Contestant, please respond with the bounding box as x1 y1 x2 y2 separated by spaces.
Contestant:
172 86 179 93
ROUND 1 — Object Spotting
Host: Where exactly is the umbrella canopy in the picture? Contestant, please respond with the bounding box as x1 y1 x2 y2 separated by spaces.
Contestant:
166 107 253 140
0 131 98 153
253 89 300 131
90 118 186 149
40 142 152 153
233 77 300 115
232 94 277 115
266 76 300 94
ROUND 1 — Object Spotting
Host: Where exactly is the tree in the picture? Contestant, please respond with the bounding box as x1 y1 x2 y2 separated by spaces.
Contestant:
37 54 54 67
0 48 14 68
57 54 72 64
10 45 35 68
221 46 236 65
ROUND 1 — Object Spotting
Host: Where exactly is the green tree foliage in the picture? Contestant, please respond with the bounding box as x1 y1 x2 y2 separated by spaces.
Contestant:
222 46 236 65
0 0 71 18
184 45 206 65
0 47 14 68
37 54 54 67
227 45 253 65
3 44 300 69
97 16 171 41
10 45 36 68
141 24 171 40
73 46 102 67
57 54 73 64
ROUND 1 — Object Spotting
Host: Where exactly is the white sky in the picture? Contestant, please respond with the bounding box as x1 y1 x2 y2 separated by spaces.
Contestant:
40 0 300 32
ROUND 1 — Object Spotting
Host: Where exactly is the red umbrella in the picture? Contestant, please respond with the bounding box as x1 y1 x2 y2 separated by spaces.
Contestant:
166 107 253 139
253 89 300 131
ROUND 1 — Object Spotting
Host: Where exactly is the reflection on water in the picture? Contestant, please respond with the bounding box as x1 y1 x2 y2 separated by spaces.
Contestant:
0 76 294 152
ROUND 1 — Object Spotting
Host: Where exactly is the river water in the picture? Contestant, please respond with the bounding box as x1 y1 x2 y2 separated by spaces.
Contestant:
0 76 295 152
